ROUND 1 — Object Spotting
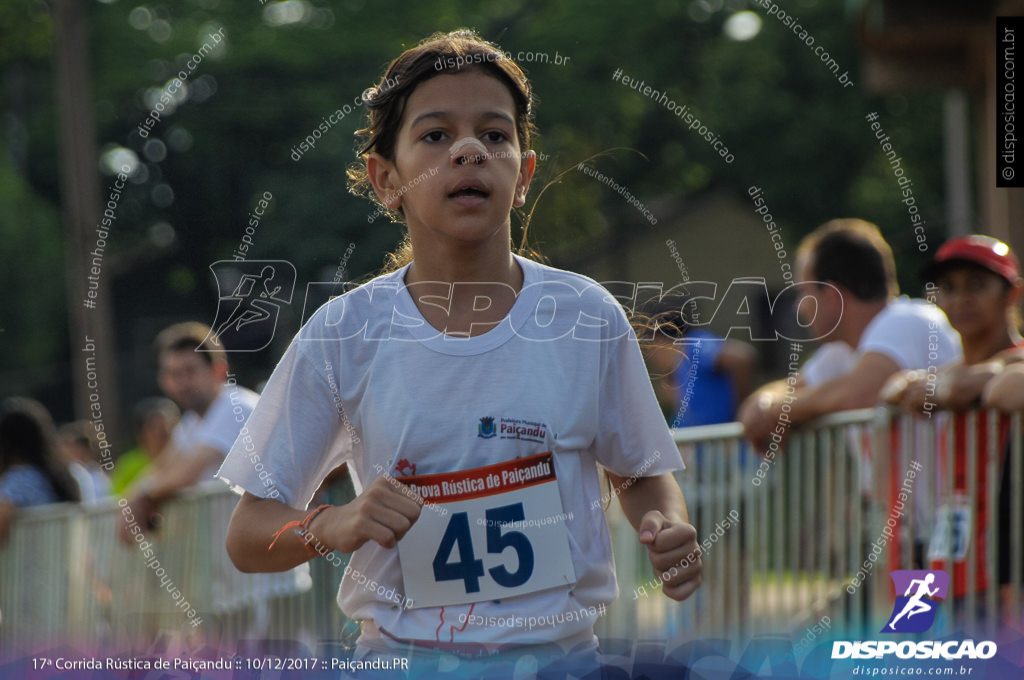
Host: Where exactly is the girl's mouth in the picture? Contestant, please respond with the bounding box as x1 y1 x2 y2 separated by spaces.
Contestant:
448 180 490 206
449 187 489 199
448 189 488 208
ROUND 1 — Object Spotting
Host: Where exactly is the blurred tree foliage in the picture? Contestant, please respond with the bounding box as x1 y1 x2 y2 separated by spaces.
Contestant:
1 0 947 407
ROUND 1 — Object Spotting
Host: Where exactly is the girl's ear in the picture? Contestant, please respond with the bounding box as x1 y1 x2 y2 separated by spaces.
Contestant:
513 150 537 208
366 153 402 211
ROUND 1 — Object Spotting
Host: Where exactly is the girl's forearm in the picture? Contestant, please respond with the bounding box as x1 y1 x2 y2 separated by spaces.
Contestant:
226 493 325 573
609 472 689 529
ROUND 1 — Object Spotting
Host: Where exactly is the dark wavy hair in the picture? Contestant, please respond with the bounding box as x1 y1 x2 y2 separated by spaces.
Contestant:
0 398 80 503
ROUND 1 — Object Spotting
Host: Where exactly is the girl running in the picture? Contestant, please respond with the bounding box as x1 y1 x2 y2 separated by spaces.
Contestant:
218 30 701 676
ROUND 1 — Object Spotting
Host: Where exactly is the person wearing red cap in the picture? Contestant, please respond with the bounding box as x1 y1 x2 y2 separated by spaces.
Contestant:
885 235 1024 411
884 234 1024 616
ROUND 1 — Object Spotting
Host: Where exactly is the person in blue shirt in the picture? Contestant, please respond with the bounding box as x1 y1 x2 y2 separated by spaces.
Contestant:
646 307 756 428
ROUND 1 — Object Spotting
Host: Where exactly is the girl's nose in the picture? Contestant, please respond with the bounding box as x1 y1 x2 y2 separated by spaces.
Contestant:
449 137 488 167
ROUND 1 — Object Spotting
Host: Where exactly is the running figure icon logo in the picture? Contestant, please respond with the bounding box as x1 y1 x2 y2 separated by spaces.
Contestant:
203 260 296 352
882 570 949 634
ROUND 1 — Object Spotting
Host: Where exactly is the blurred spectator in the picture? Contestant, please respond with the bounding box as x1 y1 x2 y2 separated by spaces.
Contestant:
57 421 113 506
884 235 1023 410
121 322 257 536
800 341 859 388
884 235 1024 611
738 218 961 448
0 398 80 544
110 397 180 495
646 308 756 427
120 322 307 626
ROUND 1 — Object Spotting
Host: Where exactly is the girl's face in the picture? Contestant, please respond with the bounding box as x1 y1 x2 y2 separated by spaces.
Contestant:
367 70 535 249
935 265 1013 341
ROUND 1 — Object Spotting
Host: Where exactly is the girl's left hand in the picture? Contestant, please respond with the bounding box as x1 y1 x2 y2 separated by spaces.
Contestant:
638 510 702 602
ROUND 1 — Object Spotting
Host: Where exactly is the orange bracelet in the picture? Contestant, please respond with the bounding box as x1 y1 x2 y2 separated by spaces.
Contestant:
268 504 332 557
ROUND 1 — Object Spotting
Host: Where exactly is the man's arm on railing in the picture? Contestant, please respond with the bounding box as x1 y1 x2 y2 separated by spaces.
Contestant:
119 445 225 543
739 351 898 447
884 348 1024 412
226 478 422 573
735 377 805 446
884 362 999 412
144 445 223 503
606 472 701 602
984 363 1024 411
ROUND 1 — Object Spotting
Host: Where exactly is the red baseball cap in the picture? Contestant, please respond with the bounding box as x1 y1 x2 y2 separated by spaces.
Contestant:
923 235 1021 284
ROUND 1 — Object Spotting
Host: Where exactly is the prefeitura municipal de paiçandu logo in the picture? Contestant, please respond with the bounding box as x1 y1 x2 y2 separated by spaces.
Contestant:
882 570 949 634
478 416 496 439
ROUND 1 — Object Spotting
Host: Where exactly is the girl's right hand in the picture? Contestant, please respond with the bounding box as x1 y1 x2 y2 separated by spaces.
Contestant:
311 476 423 553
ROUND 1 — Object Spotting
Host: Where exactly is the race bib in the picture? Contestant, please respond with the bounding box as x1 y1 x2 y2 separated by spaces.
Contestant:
395 452 577 609
927 499 972 561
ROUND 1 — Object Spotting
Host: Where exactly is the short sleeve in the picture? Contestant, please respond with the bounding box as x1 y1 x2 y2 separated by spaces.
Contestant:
592 309 684 478
170 413 196 451
860 321 912 369
192 394 249 455
860 301 962 370
802 342 858 387
216 338 354 510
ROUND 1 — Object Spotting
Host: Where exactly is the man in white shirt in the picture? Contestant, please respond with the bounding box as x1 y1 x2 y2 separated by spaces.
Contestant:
119 322 308 620
121 322 258 526
739 218 961 448
800 341 859 389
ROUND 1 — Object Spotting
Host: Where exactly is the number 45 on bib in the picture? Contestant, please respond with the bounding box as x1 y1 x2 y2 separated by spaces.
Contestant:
396 452 577 608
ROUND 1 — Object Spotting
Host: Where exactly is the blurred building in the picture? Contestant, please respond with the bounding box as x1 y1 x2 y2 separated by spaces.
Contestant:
856 0 1024 253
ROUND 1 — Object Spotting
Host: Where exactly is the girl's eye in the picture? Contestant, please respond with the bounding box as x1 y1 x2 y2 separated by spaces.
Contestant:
482 130 509 144
423 130 447 142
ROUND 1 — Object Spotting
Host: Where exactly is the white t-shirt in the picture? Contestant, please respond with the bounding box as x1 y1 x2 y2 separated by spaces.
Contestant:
858 296 961 369
801 342 859 388
217 254 683 645
68 462 112 506
174 383 258 480
854 297 960 507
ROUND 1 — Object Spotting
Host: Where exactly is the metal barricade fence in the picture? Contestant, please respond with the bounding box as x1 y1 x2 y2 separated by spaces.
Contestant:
879 408 1024 638
0 479 355 652
2 410 1021 650
600 408 1023 643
